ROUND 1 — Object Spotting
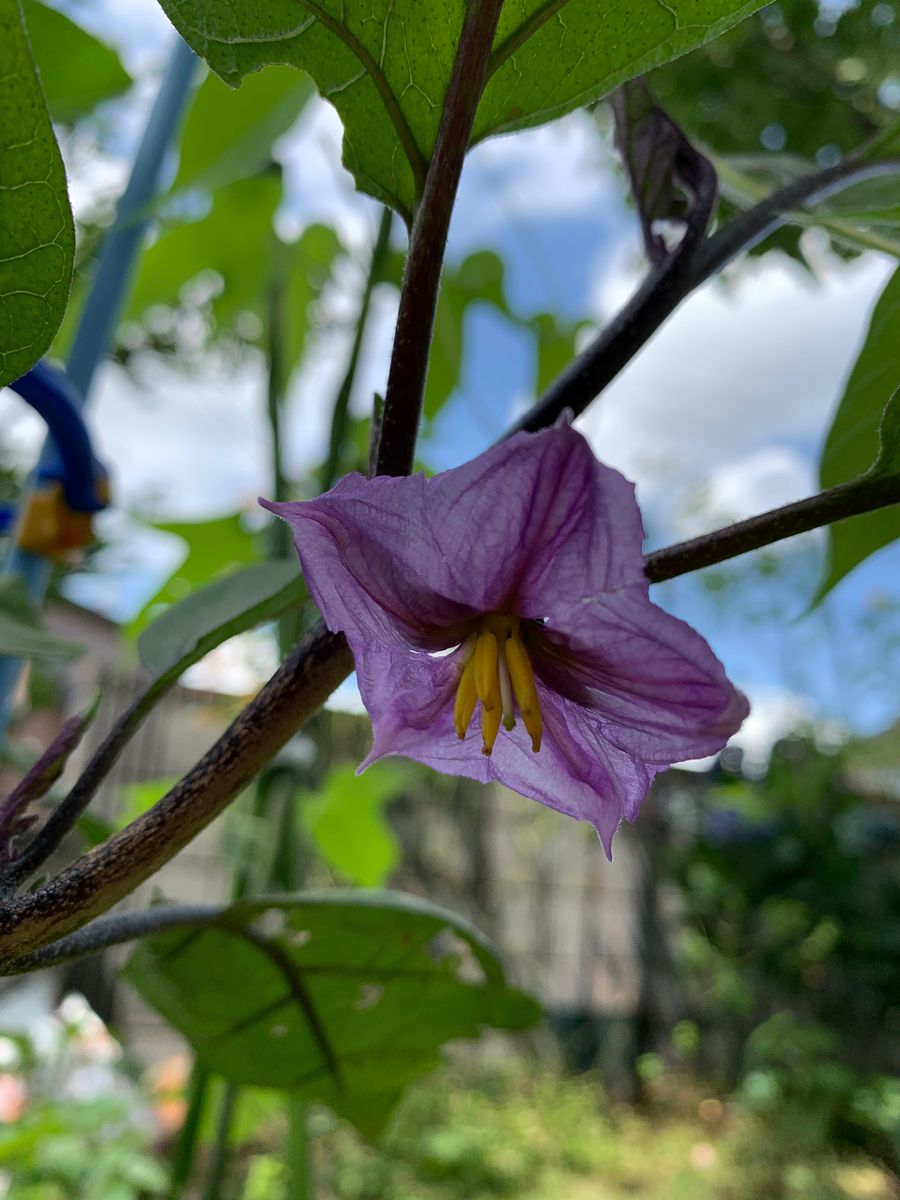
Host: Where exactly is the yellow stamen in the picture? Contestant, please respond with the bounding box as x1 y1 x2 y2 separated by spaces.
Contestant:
453 652 477 740
481 697 502 755
474 630 501 712
504 635 543 752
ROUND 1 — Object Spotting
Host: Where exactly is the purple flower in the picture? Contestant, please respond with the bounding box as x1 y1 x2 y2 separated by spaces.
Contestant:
261 421 748 855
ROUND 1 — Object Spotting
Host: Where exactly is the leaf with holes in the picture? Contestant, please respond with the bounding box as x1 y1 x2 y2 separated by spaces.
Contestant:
0 0 75 388
815 267 900 602
157 0 769 221
125 890 540 1136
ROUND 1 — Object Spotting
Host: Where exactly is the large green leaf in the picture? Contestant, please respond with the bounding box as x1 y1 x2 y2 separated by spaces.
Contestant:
138 560 304 676
127 514 261 638
23 0 131 123
0 0 74 388
172 64 314 194
157 0 767 220
125 890 540 1136
815 267 900 601
302 763 406 887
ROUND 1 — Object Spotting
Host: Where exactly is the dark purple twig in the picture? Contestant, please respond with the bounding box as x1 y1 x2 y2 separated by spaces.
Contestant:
374 0 504 476
645 469 900 583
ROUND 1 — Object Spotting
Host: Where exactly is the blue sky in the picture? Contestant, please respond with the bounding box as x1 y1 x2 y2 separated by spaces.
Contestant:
4 1 899 748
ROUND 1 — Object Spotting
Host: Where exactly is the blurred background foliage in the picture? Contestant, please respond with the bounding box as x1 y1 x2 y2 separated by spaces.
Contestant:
0 0 898 1197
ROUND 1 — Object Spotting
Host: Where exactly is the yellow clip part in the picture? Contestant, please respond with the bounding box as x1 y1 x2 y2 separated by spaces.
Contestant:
16 483 98 561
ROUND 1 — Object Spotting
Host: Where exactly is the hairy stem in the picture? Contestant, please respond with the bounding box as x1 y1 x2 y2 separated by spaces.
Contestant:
0 667 181 891
0 626 352 966
374 0 505 476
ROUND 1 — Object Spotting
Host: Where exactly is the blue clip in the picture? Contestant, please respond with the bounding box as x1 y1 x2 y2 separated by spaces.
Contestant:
9 361 108 514
6 362 109 558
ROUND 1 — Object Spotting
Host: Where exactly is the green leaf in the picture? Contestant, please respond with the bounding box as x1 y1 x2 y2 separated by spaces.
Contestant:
0 610 85 661
172 64 314 194
425 251 508 421
874 388 900 477
157 0 768 220
127 514 261 639
127 175 341 373
128 175 282 328
0 0 75 388
281 223 343 374
815 267 900 601
302 763 405 886
125 890 540 1137
138 560 303 676
531 311 585 396
715 155 900 261
22 0 131 123
0 579 84 660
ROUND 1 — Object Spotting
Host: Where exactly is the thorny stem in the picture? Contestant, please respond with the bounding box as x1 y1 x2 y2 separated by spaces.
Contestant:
374 0 505 477
2 147 900 969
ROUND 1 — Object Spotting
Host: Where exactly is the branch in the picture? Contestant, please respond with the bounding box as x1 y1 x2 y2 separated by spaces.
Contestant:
508 150 717 436
2 904 220 974
691 156 900 283
0 624 352 966
645 470 900 583
510 154 900 436
374 0 504 476
0 669 179 893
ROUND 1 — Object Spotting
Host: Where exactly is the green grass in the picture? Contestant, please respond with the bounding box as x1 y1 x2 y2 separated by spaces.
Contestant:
239 1062 896 1200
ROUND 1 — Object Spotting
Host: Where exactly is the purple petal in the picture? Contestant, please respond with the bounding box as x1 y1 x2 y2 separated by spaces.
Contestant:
260 421 646 652
356 646 660 857
532 585 749 763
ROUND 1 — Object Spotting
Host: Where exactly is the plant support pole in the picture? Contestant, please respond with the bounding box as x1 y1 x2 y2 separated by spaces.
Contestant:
0 35 197 747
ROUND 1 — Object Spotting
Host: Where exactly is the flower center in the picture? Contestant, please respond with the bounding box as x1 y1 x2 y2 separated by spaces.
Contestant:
453 615 543 756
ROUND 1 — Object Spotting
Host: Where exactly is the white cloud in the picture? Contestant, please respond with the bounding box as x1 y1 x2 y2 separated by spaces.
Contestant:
579 251 894 514
673 444 816 540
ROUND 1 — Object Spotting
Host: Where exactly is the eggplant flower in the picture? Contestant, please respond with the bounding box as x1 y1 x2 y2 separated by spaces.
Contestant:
261 421 748 855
